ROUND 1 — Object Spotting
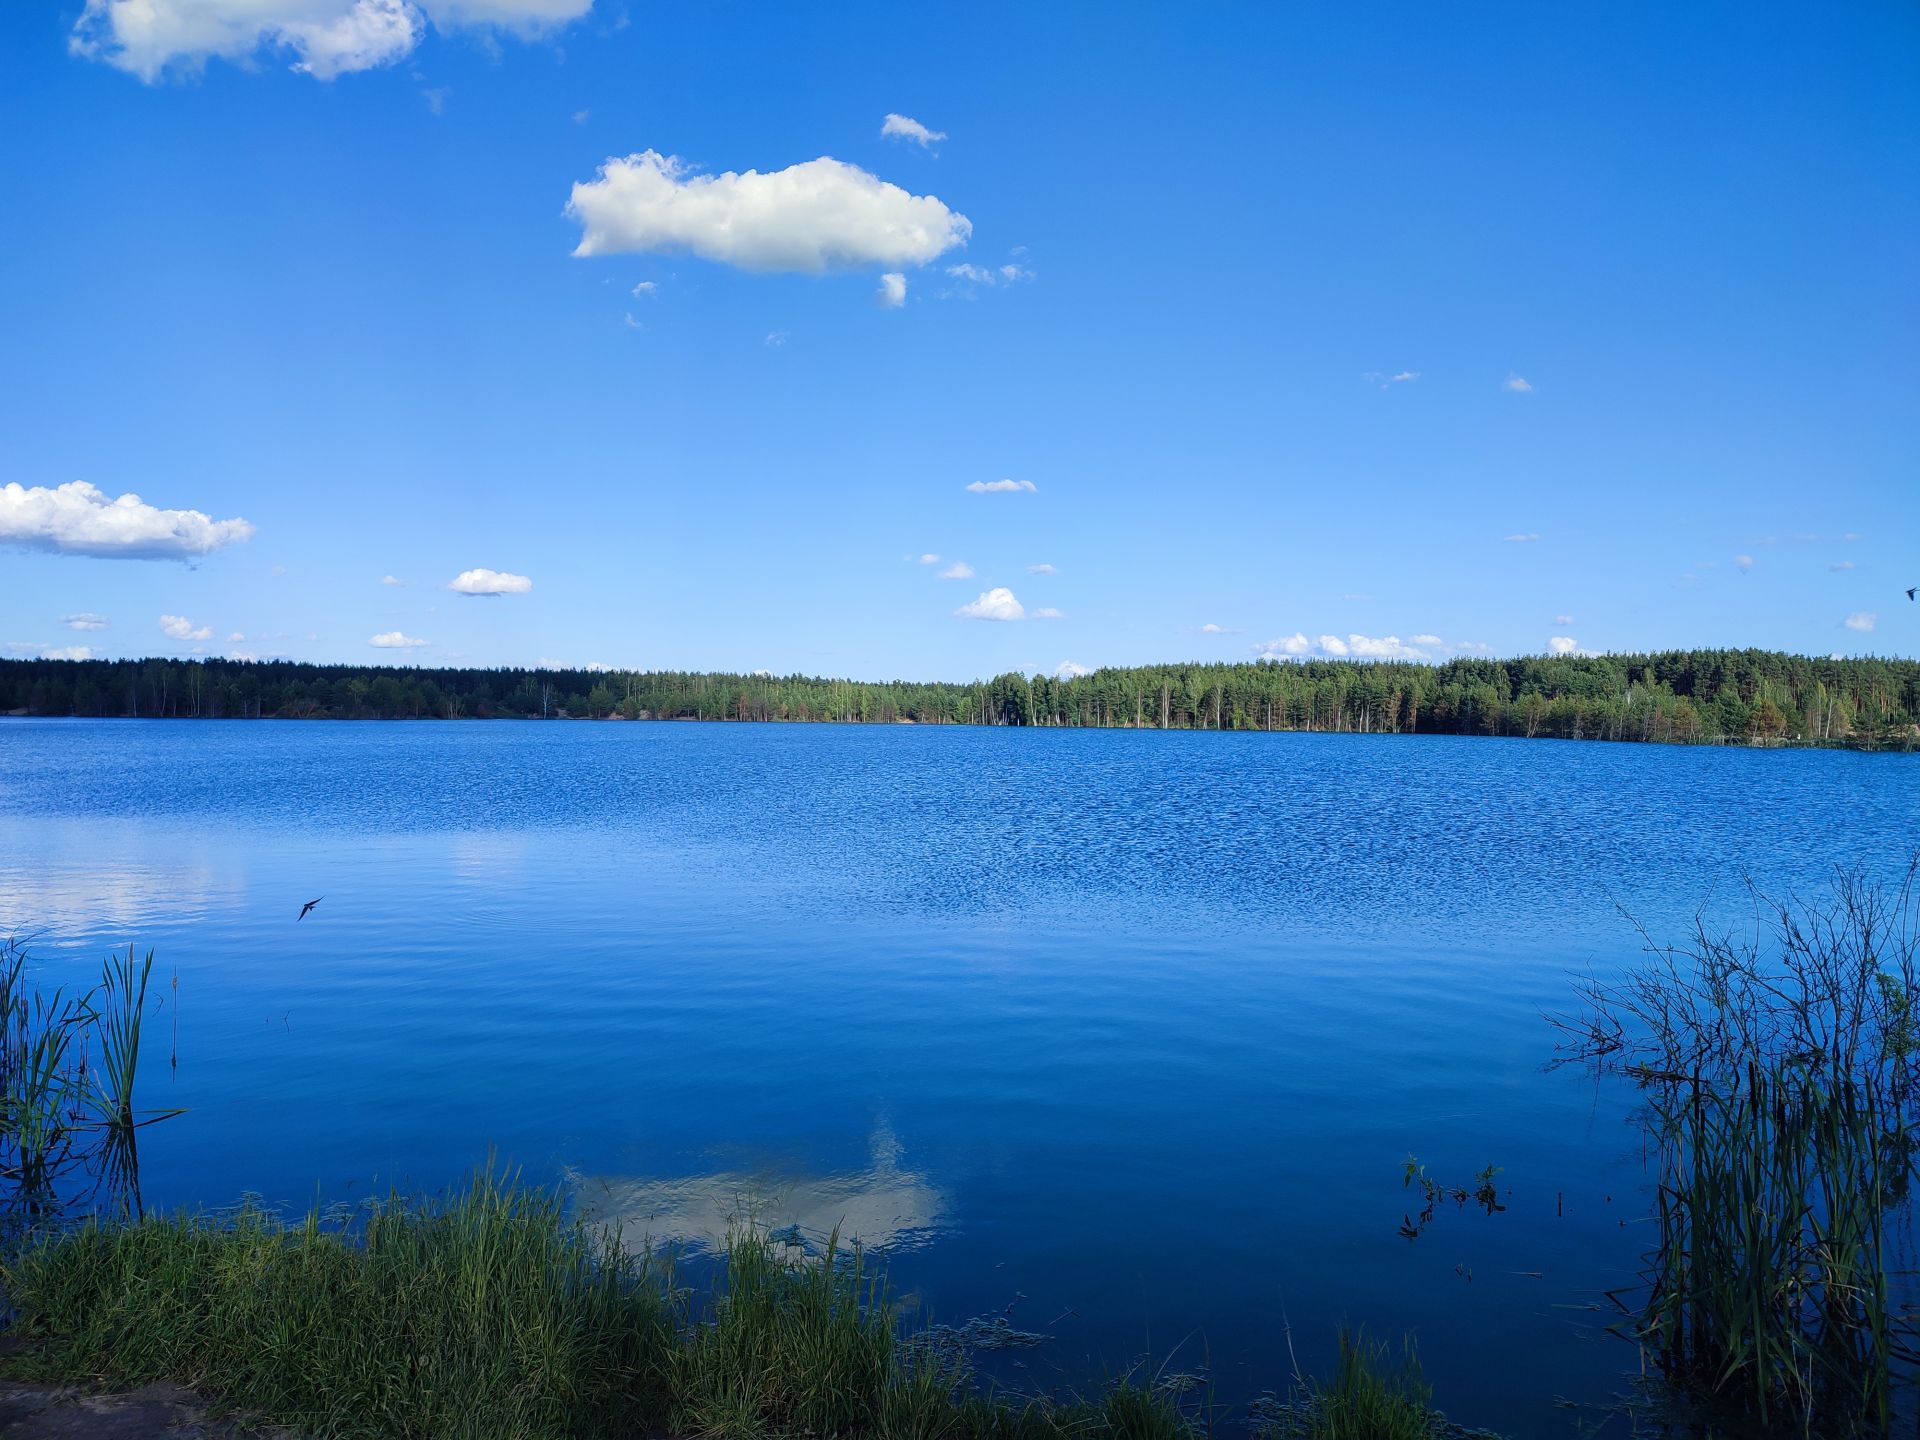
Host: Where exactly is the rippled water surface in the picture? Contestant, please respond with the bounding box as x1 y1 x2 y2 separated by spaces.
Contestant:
1 719 1914 1435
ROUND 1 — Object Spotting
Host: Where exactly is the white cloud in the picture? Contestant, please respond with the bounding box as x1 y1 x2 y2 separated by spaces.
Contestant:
1253 633 1314 659
227 631 245 643
1844 612 1877 633
1504 532 1541 543
0 481 254 559
381 574 405 585
1830 561 1857 572
1733 554 1754 572
630 280 657 297
1027 562 1056 574
938 561 974 579
572 108 589 124
1343 634 1429 659
966 479 1036 494
158 614 213 641
1054 660 1090 678
955 587 1024 621
1548 636 1580 655
881 113 946 147
1504 373 1534 393
764 330 790 347
947 263 994 283
1317 634 1349 656
62 613 109 631
877 272 907 308
449 567 533 595
1554 613 1574 625
568 152 971 274
917 553 941 565
41 646 95 661
1842 532 1863 542
1201 623 1226 634
1409 633 1442 647
70 0 589 82
1032 607 1064 619
371 630 429 648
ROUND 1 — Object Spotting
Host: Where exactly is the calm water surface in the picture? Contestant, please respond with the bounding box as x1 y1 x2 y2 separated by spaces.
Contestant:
2 720 1915 1436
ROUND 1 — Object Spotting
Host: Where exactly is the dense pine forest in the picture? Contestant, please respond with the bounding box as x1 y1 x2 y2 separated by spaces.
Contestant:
1 650 1915 746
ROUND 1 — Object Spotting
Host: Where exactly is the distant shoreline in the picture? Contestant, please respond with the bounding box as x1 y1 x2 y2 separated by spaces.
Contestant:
1 650 1915 749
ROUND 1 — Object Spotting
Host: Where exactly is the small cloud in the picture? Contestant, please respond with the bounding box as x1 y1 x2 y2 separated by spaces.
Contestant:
1317 635 1349 656
371 631 429 649
1791 533 1819 543
1842 532 1863 542
1504 373 1534 393
876 272 907 308
1548 636 1581 655
999 263 1033 282
623 312 643 330
227 631 245 643
1201 623 1226 634
62 613 108 631
1054 660 1091 678
1554 614 1574 626
423 86 450 116
1830 561 1858 572
955 587 1024 621
1032 607 1064 619
1253 633 1313 659
159 613 212 641
1504 533 1542 543
966 479 1036 494
1844 612 1877 633
40 645 93 661
880 113 946 147
572 109 590 124
1340 593 1371 602
450 567 533 596
1361 371 1419 388
1409 634 1442 647
917 553 941 565
765 330 790 347
1391 371 1420 383
631 280 658 298
2 481 254 559
1733 554 1755 572
1027 563 1056 575
938 561 974 580
381 574 405 586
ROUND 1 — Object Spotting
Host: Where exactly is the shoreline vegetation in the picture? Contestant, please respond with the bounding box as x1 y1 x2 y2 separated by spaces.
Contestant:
1 649 1917 747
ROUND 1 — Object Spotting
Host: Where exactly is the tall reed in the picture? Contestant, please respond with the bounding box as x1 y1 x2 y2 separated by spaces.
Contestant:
1554 865 1920 1435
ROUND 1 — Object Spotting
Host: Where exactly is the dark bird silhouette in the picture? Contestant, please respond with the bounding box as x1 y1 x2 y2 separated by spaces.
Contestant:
1907 586 1917 601
298 897 324 921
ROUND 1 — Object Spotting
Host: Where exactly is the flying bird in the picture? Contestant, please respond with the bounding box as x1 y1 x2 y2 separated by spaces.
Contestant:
1907 586 1916 601
298 897 324 921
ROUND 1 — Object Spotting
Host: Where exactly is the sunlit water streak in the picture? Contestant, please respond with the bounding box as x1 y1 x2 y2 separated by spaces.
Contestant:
0 718 1913 1434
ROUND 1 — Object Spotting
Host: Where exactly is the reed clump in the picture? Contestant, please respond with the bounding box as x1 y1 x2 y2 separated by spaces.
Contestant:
1555 865 1920 1436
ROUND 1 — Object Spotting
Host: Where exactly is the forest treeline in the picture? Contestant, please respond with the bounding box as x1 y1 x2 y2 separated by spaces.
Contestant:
1 650 1915 747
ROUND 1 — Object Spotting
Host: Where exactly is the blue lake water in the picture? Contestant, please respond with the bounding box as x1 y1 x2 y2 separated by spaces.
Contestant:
1 718 1915 1435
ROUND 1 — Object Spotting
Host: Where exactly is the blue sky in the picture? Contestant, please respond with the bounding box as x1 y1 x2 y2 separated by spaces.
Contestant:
1 1 1914 679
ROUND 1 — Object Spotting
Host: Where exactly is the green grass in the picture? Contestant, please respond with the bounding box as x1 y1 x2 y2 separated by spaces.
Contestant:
0 1167 1233 1440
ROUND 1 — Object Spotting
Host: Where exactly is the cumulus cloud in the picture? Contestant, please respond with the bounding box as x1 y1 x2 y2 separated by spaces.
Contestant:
1504 532 1541 543
0 481 254 560
63 613 108 631
1254 632 1437 661
40 646 94 661
955 588 1024 621
159 614 212 641
69 0 589 82
1504 373 1534 393
944 260 1033 293
1409 633 1442 647
567 152 971 275
1734 554 1755 572
1201 623 1226 634
881 113 946 147
381 574 405 586
1548 636 1581 655
1253 633 1314 659
764 330 790 347
1027 563 1056 574
1032 607 1064 619
1054 660 1090 678
917 553 941 565
966 479 1036 494
449 567 533 595
876 272 907 308
1844 612 1877 633
371 630 429 648
630 280 657 297
937 561 974 579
